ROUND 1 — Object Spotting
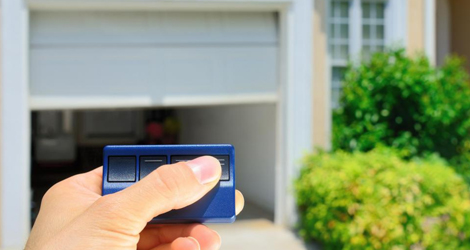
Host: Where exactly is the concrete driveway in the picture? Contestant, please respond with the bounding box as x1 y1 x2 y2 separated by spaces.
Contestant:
209 219 308 250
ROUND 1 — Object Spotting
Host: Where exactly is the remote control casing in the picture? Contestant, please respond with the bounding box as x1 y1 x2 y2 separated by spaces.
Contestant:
102 144 236 223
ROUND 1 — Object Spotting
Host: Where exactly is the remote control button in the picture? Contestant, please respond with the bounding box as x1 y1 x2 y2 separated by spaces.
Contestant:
171 155 230 181
215 155 230 181
140 156 167 180
108 156 136 182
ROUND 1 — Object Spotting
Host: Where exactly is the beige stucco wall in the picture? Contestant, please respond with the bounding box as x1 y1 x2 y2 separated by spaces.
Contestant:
312 0 330 149
407 0 425 55
449 0 470 72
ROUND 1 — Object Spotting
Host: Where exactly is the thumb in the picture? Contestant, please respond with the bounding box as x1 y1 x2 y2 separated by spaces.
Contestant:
91 156 221 233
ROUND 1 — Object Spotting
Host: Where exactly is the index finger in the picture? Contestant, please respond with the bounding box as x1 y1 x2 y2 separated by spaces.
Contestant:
71 166 103 195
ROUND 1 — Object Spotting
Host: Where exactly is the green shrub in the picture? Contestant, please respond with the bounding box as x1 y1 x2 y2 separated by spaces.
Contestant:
295 149 470 250
333 49 470 167
449 144 470 184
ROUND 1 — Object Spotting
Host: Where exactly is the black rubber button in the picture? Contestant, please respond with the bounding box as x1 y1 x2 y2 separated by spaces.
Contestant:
108 156 136 182
140 156 167 180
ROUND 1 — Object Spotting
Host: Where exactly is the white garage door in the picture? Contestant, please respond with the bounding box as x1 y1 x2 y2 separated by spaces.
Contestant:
29 11 279 110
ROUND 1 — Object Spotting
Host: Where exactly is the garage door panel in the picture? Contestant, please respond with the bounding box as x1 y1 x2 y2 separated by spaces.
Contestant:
30 48 158 96
30 11 279 109
30 46 278 97
31 11 278 45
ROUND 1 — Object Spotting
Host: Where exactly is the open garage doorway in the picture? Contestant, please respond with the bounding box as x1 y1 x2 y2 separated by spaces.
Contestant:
30 104 276 225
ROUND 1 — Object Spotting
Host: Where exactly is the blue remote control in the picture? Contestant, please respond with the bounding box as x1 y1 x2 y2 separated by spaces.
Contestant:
102 144 236 223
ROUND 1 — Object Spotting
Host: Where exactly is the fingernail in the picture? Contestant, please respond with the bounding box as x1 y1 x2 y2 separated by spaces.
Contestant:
186 237 201 250
186 156 221 184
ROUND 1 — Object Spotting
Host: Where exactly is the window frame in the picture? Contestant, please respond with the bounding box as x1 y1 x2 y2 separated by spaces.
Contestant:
327 0 407 109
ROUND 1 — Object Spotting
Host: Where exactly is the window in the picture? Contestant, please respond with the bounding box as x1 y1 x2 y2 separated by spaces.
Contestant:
329 0 387 109
330 0 349 63
331 67 346 110
362 1 386 58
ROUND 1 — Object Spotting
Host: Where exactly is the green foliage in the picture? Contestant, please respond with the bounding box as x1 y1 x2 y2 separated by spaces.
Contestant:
295 149 470 250
449 142 470 184
333 48 470 164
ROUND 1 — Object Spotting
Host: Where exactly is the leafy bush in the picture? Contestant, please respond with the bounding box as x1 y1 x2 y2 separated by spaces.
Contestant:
295 149 470 250
333 49 470 169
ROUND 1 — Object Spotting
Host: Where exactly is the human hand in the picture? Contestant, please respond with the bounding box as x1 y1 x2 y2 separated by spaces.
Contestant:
25 156 244 250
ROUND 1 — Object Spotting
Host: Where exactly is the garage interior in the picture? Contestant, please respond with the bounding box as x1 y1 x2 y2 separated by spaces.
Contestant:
31 105 277 224
29 10 279 225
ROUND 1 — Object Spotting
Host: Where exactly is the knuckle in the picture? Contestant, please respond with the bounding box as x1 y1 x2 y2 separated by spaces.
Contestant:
90 195 141 235
152 169 181 207
41 189 54 206
151 163 197 207
41 181 65 204
42 174 80 202
92 195 125 221
92 195 134 228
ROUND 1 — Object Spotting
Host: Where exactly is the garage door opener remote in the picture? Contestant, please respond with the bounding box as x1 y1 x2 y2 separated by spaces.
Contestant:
102 144 236 223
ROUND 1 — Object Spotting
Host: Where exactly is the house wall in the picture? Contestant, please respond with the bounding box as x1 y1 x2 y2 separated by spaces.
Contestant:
0 6 2 247
407 0 425 55
312 0 329 149
1 0 32 246
449 0 470 72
